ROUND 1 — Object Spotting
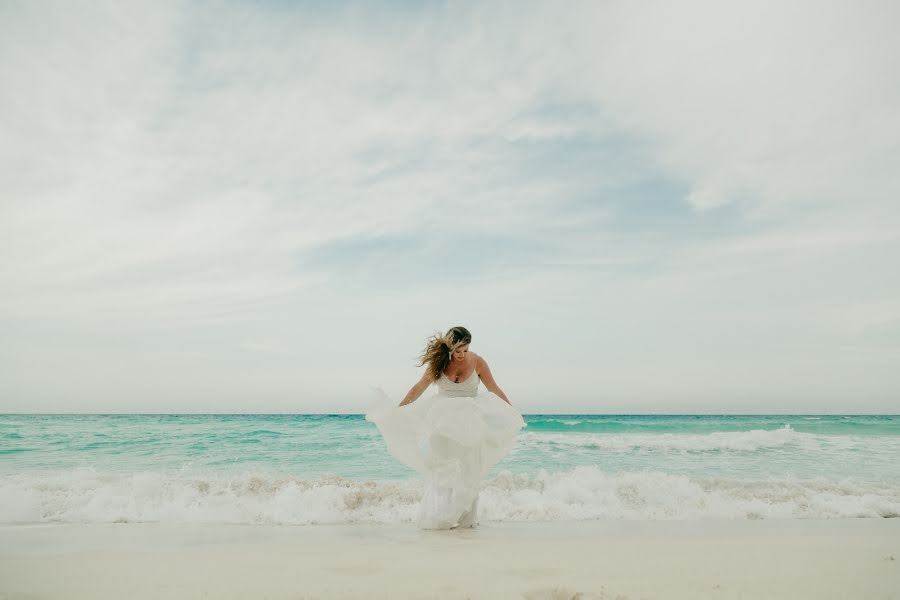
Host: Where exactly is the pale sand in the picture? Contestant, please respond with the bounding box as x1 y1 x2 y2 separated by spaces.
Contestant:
1 519 898 599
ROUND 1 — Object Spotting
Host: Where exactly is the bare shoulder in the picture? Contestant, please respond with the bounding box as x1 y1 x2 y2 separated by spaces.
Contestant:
473 353 489 371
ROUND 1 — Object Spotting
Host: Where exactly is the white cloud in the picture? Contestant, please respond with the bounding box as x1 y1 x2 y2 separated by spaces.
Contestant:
570 0 900 217
1 0 898 413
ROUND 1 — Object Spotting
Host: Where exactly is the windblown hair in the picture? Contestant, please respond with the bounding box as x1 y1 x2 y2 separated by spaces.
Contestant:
418 326 472 381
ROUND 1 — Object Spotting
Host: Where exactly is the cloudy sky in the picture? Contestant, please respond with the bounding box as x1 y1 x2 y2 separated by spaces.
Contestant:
1 0 898 414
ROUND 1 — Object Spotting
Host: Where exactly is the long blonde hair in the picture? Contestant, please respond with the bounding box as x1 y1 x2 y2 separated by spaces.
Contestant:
418 326 472 381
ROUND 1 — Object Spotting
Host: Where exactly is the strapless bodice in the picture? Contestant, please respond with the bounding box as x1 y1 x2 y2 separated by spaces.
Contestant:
436 369 479 397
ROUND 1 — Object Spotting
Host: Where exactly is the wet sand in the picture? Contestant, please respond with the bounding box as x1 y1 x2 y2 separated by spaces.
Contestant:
1 518 898 599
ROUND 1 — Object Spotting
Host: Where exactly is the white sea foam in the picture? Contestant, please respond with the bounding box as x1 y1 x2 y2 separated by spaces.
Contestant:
518 425 844 453
1 466 897 525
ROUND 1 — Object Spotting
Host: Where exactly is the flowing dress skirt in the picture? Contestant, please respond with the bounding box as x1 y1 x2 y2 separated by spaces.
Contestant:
365 388 527 529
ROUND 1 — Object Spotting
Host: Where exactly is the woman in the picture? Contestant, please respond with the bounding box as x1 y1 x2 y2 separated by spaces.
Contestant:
365 326 527 530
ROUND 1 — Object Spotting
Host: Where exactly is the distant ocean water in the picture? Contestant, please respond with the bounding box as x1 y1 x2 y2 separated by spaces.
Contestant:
2 414 898 524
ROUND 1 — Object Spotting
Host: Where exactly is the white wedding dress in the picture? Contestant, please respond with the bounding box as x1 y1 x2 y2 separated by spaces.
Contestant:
365 369 527 529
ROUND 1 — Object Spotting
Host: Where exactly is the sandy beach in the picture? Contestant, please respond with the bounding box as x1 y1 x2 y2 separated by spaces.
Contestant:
1 518 897 599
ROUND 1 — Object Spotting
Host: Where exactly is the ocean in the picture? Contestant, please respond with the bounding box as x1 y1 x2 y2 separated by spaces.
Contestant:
2 414 898 524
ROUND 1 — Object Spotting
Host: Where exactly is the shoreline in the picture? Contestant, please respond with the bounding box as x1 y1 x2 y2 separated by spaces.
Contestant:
1 519 898 599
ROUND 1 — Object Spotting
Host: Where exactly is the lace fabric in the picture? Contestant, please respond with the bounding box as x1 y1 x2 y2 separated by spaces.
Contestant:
436 368 480 396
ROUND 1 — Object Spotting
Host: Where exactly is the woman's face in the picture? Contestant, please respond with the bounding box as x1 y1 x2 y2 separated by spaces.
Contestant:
452 343 470 362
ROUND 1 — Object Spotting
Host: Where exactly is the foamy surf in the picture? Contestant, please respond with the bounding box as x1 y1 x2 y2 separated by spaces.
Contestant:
520 424 812 452
2 466 897 525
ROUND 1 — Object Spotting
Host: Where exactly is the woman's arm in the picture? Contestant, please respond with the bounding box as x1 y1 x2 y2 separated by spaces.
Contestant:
398 372 434 406
476 356 511 405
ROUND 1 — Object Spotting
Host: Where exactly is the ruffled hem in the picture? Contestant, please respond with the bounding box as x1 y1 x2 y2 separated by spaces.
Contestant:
416 479 480 529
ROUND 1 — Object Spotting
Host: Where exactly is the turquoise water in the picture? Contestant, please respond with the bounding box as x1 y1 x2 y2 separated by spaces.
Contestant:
2 414 898 523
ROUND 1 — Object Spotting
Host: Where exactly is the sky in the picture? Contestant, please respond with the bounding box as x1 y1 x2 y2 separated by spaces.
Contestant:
1 0 898 414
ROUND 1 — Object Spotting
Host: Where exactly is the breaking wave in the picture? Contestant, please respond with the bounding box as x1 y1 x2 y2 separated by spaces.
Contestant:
2 466 897 525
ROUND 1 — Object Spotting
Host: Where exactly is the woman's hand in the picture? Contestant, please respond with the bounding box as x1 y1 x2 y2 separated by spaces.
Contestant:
398 371 434 406
476 356 511 405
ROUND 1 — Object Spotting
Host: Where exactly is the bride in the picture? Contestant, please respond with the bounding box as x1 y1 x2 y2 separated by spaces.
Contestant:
365 326 527 529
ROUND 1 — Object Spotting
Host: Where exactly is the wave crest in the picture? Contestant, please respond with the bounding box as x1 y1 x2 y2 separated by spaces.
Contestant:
1 466 897 525
519 425 819 452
